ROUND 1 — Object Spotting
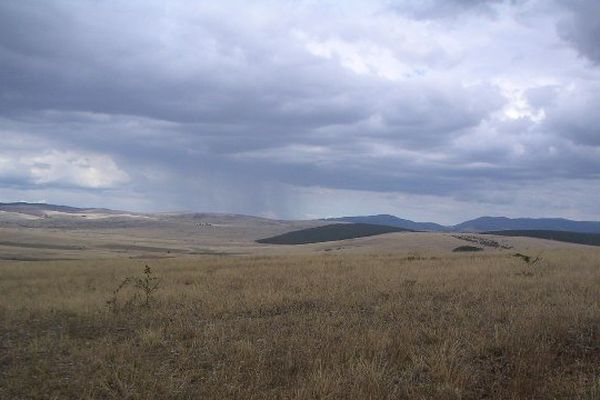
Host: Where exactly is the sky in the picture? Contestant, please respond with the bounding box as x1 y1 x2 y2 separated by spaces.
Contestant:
1 0 599 224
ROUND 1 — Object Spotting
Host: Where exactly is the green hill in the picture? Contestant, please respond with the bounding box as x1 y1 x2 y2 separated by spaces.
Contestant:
257 223 410 245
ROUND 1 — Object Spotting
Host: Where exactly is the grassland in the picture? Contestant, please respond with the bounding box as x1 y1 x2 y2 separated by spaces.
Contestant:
488 230 600 247
1 249 599 399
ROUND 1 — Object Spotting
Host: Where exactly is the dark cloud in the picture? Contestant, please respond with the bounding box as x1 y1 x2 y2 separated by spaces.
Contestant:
557 0 600 64
0 0 599 221
528 83 600 147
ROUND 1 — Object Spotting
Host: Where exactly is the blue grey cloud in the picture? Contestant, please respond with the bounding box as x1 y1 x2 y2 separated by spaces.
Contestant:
557 0 600 64
0 0 599 222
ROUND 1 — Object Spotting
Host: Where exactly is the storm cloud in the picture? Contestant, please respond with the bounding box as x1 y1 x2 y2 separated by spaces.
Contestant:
0 0 599 223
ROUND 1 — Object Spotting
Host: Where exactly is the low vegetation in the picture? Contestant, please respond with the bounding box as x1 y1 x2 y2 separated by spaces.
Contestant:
513 252 543 265
106 265 161 313
452 234 512 249
488 229 600 246
452 245 483 252
1 250 599 399
257 223 409 244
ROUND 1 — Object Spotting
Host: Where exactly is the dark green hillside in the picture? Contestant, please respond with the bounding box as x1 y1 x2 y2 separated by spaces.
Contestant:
487 230 600 246
257 223 410 245
325 214 445 231
457 217 600 233
452 245 483 252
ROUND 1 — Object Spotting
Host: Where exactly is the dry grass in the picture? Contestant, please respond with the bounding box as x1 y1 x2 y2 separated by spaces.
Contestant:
1 249 599 399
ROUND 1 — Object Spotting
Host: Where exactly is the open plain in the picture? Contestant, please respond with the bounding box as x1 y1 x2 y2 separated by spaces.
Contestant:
1 210 599 399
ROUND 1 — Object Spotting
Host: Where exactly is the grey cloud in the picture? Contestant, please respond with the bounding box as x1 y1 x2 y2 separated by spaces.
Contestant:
377 82 504 145
557 0 600 64
531 83 600 147
0 0 599 220
0 1 505 153
0 2 369 129
525 85 561 109
388 0 516 19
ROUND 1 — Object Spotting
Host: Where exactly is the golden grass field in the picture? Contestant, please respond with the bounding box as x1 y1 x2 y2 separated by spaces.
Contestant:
1 248 599 399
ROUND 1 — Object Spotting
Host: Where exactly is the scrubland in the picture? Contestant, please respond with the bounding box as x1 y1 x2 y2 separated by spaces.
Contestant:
1 249 599 399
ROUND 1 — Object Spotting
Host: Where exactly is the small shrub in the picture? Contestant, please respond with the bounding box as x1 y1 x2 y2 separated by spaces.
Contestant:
452 245 483 252
135 265 161 307
106 265 160 313
513 253 542 265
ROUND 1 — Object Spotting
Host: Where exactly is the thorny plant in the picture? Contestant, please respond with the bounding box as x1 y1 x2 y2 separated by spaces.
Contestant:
136 265 161 306
513 252 543 265
107 265 161 313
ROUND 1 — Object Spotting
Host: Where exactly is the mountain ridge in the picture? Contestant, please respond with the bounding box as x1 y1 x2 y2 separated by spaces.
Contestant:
324 214 446 232
328 214 600 234
453 216 600 233
2 202 600 234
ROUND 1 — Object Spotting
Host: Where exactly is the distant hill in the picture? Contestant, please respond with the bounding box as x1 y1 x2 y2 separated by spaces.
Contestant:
327 214 600 234
325 214 445 232
455 217 600 234
488 230 600 247
0 202 117 216
3 202 600 234
257 223 410 245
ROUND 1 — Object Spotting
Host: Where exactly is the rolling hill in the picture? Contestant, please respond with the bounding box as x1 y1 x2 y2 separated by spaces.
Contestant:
487 230 600 246
3 202 600 235
0 202 119 216
327 214 600 234
325 214 445 231
454 216 600 234
257 223 410 245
